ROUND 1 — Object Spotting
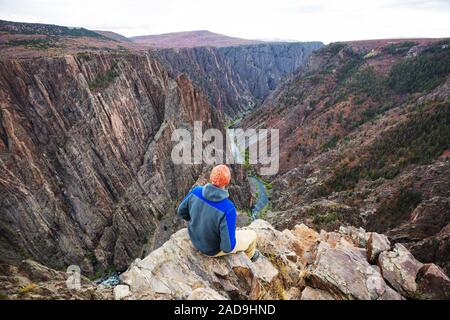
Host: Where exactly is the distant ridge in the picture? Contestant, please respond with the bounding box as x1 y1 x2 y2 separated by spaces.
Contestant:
94 30 132 42
0 19 106 38
130 30 264 48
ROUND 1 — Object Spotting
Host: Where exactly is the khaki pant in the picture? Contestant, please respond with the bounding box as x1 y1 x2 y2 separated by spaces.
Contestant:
213 230 257 259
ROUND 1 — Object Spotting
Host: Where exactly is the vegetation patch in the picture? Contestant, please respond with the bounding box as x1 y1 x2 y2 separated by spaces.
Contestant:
326 101 450 192
313 211 339 226
6 38 57 50
336 52 364 84
383 41 417 55
85 252 98 266
348 66 387 101
388 45 450 93
261 179 273 191
17 283 38 296
88 61 120 90
322 42 346 56
18 246 32 259
0 20 106 38
321 135 340 151
367 188 422 232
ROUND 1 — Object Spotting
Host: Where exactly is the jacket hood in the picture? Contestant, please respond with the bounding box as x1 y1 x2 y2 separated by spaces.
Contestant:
202 183 229 202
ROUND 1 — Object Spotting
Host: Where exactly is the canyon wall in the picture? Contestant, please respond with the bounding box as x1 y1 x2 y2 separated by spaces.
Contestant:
219 42 324 100
153 47 255 118
0 40 324 276
153 42 324 118
0 52 250 275
241 39 450 274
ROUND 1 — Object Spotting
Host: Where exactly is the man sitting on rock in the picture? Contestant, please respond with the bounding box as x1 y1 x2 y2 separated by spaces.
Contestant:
177 164 259 261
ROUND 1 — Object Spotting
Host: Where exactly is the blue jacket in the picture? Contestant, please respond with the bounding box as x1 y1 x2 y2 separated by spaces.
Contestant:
176 183 237 256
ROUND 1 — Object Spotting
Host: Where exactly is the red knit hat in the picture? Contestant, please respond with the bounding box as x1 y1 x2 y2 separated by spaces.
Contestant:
210 165 231 188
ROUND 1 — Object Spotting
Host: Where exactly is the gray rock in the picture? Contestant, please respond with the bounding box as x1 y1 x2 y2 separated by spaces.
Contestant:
378 243 423 297
308 242 403 300
114 285 131 300
415 263 450 300
366 232 391 263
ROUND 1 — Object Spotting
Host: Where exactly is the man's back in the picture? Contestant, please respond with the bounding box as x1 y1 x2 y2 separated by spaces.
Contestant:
177 183 236 256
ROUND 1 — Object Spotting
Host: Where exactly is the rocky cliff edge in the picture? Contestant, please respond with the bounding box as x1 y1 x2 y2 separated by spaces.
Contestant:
115 220 450 300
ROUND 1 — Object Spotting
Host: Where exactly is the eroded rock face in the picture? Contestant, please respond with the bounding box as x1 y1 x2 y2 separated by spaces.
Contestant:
387 196 450 274
154 42 324 118
219 43 324 100
153 47 255 118
0 52 250 275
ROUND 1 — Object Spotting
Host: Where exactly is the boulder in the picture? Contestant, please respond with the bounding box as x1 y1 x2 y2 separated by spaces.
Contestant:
366 232 391 263
114 285 131 300
378 243 423 297
339 225 369 247
415 263 450 300
290 224 319 265
308 242 403 300
120 224 284 300
246 220 310 289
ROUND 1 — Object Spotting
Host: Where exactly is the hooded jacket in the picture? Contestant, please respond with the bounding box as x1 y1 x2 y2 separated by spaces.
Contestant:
176 183 237 256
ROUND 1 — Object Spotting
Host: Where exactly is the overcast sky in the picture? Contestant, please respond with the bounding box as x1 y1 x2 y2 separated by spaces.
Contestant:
0 0 449 43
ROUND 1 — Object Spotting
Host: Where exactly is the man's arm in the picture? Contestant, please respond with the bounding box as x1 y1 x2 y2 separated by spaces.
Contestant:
176 192 192 221
218 207 237 253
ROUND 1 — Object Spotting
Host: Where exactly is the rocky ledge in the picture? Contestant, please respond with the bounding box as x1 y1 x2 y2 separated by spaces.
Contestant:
115 220 450 300
0 260 112 300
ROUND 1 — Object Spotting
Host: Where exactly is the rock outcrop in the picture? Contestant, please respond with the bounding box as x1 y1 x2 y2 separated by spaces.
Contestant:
415 263 450 300
367 232 391 263
116 220 449 300
378 243 423 297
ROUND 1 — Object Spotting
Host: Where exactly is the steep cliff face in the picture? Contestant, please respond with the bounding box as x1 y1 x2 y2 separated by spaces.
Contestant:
219 42 324 100
0 52 250 275
153 42 324 118
241 39 450 274
153 47 255 118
